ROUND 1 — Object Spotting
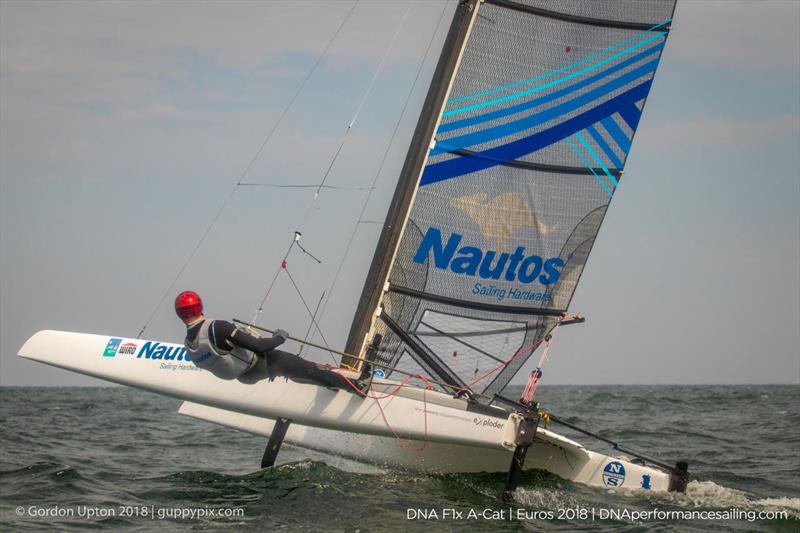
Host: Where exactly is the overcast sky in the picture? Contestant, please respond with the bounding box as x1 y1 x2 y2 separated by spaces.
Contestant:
1 0 798 386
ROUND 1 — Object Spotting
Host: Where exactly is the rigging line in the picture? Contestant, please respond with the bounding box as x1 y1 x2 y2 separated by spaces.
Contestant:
539 410 678 473
310 4 412 201
135 1 359 339
372 384 430 451
237 183 375 190
327 363 433 453
316 0 451 326
295 241 322 264
252 231 324 322
282 267 338 364
252 236 297 323
349 6 411 131
535 329 555 368
339 368 432 452
239 0 359 189
417 320 505 364
465 336 547 389
234 318 493 400
252 4 409 319
136 184 238 339
310 141 347 204
298 290 325 356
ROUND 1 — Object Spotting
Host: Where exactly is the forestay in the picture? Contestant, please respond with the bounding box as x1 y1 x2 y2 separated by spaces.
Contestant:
346 0 676 400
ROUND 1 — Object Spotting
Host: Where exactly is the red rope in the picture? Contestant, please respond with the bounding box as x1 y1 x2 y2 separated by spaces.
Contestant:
323 363 413 399
318 331 552 452
373 386 429 452
464 336 546 389
325 365 432 452
520 368 542 405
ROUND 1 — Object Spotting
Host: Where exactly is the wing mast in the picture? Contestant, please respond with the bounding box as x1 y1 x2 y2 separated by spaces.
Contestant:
343 0 481 369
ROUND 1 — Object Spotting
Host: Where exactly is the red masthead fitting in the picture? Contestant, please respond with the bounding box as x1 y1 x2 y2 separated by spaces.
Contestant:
175 290 203 319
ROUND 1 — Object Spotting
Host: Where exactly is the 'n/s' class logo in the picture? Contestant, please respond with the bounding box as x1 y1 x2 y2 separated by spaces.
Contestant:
602 461 626 487
103 338 122 357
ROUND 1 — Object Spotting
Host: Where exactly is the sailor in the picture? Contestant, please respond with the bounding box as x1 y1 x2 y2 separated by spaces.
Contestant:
174 290 358 391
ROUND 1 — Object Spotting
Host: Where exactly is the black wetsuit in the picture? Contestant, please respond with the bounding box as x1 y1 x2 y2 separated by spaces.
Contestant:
186 320 353 390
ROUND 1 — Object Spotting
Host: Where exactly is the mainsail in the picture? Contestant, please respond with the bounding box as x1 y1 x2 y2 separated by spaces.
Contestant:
345 0 676 400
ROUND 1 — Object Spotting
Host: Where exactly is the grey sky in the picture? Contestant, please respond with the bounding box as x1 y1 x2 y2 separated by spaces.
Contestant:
1 0 798 386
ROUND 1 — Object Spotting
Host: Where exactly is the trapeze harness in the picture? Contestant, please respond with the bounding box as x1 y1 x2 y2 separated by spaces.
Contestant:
185 320 257 381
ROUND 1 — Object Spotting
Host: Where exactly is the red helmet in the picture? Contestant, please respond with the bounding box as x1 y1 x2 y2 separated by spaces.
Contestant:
175 291 203 319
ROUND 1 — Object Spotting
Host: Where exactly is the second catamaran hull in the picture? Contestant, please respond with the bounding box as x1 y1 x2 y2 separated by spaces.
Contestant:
180 401 669 493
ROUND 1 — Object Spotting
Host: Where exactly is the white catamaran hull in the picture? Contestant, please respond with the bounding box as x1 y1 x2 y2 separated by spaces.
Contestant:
19 330 674 492
179 401 664 490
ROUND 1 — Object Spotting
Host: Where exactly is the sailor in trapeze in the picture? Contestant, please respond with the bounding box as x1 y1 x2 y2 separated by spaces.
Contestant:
174 290 362 392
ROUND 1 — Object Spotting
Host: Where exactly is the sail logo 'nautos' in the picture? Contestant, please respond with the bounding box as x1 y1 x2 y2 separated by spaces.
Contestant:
136 342 191 362
413 227 563 285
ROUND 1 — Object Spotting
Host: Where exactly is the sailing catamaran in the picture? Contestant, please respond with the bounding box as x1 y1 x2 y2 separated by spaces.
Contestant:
18 0 686 496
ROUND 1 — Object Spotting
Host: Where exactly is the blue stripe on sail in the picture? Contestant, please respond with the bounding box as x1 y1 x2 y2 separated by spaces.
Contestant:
447 19 671 105
618 101 643 131
586 124 623 169
420 81 652 186
575 131 618 187
438 44 664 134
443 32 666 118
432 61 657 156
601 116 631 154
567 137 612 198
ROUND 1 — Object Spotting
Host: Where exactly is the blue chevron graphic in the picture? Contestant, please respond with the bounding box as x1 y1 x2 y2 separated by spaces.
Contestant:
601 116 632 155
446 19 671 106
619 101 643 131
432 61 657 156
567 136 613 198
575 131 618 187
438 42 664 135
586 124 623 169
420 81 652 186
443 32 666 117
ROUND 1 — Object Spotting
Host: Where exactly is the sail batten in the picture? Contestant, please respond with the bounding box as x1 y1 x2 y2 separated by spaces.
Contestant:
486 0 671 31
347 0 676 400
447 147 622 176
387 284 566 317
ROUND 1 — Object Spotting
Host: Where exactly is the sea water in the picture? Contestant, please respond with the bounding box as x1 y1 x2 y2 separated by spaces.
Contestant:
1 385 797 531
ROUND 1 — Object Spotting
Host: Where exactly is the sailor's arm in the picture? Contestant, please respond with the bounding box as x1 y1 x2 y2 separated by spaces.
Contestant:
228 326 288 354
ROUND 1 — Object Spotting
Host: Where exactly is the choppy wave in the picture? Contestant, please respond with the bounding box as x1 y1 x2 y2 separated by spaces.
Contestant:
1 385 797 532
645 481 800 518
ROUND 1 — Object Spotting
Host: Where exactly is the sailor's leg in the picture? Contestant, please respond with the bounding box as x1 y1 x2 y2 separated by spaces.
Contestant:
266 349 354 390
237 354 270 384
